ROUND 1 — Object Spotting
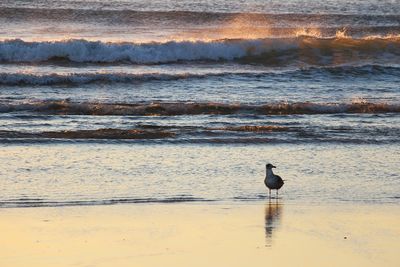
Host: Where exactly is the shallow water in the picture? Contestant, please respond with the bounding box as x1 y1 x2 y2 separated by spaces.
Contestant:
0 143 399 207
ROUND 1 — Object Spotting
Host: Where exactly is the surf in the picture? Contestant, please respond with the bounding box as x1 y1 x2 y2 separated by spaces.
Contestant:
0 36 399 65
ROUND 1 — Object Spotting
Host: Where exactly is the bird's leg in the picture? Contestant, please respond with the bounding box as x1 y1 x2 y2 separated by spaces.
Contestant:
269 189 271 198
276 190 278 198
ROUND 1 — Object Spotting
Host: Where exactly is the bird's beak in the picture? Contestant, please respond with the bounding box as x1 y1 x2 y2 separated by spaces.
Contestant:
272 165 276 168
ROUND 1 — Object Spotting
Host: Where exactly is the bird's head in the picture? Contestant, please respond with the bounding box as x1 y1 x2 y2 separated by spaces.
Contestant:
266 163 276 169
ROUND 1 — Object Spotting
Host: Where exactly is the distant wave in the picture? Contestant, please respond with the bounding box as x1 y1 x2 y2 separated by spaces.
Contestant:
1 65 400 85
1 100 400 115
2 7 400 24
0 37 399 64
2 0 400 15
2 7 400 41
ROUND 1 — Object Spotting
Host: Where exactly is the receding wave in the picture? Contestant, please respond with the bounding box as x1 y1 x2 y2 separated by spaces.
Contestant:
0 125 290 140
0 196 213 208
0 37 399 65
2 100 399 115
0 122 398 144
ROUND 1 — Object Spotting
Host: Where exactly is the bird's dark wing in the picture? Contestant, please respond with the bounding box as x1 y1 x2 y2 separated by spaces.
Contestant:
276 175 284 187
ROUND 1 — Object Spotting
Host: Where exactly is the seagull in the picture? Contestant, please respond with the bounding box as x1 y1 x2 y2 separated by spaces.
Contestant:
264 163 284 198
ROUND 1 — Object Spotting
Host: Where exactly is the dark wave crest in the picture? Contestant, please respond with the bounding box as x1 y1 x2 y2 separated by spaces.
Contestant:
0 125 290 140
0 128 175 140
2 100 399 115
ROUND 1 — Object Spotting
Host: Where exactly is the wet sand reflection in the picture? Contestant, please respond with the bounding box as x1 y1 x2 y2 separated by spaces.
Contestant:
264 198 283 246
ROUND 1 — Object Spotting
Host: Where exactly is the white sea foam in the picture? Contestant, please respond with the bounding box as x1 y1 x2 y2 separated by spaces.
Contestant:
0 38 277 63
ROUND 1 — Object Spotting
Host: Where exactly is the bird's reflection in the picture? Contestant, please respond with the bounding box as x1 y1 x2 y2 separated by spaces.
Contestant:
264 198 283 247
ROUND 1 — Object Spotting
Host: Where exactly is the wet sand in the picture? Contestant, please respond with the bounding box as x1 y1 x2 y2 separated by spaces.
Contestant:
1 202 399 267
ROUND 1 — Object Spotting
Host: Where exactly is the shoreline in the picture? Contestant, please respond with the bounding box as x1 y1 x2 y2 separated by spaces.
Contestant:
1 198 400 209
1 202 399 267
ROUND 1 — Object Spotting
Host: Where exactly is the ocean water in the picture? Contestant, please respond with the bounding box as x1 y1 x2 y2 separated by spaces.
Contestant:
0 0 399 207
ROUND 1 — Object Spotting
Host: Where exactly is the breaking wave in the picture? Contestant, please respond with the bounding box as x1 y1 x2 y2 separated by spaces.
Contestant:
1 100 399 115
0 36 399 64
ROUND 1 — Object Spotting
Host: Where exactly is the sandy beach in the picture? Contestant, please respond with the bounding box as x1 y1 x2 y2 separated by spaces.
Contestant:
1 202 399 267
